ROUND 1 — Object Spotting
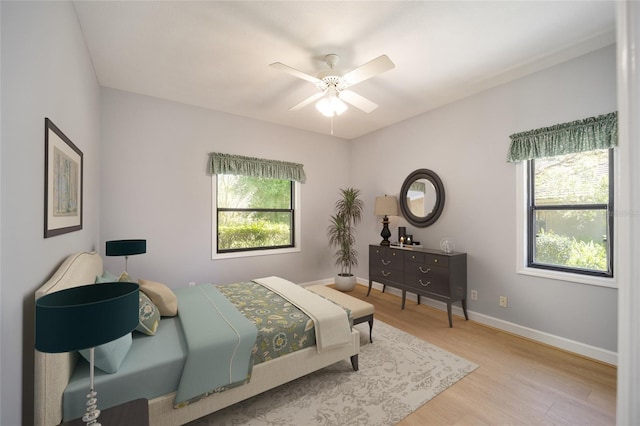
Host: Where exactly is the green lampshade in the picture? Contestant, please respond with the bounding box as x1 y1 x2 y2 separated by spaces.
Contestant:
105 239 146 257
35 282 139 353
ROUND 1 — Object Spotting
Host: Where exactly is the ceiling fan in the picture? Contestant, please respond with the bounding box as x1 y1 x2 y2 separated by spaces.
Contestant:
269 54 395 117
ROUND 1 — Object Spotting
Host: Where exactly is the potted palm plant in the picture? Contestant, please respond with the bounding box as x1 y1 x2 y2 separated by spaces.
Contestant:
327 188 364 291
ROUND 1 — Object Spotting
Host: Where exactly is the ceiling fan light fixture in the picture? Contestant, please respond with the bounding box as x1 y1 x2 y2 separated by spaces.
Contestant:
315 90 347 117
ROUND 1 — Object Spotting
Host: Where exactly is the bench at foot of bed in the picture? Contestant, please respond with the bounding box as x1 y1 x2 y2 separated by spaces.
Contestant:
307 284 375 344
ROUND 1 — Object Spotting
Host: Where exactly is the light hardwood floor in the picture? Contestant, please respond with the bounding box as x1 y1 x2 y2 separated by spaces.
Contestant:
345 284 617 425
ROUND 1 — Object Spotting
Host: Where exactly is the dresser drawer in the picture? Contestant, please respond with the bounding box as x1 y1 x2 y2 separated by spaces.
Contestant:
405 252 449 266
370 267 404 284
369 246 403 271
425 253 449 268
405 265 450 296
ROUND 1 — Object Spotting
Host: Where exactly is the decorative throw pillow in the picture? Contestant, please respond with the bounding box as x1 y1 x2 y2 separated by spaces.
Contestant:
136 291 160 336
79 333 132 374
95 270 118 283
138 279 178 317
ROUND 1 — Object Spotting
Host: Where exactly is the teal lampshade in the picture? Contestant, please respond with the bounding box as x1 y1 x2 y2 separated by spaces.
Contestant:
105 239 146 257
35 282 139 353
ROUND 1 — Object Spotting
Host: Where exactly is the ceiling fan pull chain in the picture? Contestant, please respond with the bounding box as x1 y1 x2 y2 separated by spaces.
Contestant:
331 116 334 135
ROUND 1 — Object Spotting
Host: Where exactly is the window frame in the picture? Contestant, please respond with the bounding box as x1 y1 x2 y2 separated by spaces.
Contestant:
515 150 617 288
211 175 301 259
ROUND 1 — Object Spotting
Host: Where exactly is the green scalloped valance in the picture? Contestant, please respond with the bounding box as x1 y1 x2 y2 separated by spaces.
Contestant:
208 152 306 183
507 112 618 163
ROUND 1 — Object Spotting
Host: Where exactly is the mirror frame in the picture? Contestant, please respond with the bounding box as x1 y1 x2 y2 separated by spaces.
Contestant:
399 168 445 227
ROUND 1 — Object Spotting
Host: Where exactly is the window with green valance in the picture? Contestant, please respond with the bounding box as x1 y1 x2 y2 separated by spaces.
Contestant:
507 112 618 162
208 152 306 183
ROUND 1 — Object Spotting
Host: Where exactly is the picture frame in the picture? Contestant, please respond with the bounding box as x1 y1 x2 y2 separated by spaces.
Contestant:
44 118 83 238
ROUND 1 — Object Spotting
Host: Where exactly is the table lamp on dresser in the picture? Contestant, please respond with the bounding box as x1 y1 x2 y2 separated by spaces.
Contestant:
374 195 399 246
35 282 139 426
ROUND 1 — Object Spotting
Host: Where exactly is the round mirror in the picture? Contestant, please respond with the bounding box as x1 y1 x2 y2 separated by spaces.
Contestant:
399 169 445 227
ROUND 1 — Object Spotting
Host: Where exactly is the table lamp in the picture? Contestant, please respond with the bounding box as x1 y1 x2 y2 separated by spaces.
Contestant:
374 195 399 246
35 282 139 426
105 239 146 273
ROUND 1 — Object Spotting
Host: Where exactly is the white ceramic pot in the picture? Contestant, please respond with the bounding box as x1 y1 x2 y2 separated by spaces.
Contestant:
335 274 356 291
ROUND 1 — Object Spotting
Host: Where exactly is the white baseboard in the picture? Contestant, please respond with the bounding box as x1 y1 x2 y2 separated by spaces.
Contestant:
354 279 617 366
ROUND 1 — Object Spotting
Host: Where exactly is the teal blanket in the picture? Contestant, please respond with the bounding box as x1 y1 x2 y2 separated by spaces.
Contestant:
173 284 258 406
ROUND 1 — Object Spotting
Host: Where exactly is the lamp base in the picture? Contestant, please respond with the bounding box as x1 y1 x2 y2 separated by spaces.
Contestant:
83 347 102 426
380 216 391 246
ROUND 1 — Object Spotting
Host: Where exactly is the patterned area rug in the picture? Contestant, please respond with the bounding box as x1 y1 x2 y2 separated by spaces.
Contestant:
188 321 478 426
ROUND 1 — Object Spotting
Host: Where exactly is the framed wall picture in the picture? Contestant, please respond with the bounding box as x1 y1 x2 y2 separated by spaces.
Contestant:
44 118 83 238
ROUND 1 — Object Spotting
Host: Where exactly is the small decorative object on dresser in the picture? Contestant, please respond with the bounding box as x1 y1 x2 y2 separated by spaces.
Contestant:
368 244 468 327
440 237 455 253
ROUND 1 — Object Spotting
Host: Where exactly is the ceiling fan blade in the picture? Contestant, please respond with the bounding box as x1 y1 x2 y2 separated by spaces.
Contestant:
269 62 321 84
289 91 326 111
338 90 378 113
342 55 395 86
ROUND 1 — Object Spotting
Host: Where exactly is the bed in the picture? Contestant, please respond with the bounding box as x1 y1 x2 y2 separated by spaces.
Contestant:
34 251 360 426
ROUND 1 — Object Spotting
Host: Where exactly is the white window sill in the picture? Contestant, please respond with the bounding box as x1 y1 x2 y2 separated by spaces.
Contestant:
517 266 617 289
212 246 300 260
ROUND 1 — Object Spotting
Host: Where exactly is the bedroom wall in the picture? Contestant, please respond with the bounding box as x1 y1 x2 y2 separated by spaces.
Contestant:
99 88 350 288
0 2 101 425
350 45 618 356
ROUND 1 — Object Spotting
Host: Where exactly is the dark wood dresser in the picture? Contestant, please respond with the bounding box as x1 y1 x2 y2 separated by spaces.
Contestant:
368 244 468 327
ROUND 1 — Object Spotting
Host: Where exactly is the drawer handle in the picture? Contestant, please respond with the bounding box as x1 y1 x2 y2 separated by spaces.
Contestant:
434 258 439 263
419 280 431 287
419 267 431 274
382 271 391 277
381 260 391 265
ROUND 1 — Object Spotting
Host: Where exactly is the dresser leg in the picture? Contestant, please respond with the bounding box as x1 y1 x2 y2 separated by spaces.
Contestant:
401 290 406 309
447 303 453 327
461 298 469 320
367 280 372 296
417 294 421 305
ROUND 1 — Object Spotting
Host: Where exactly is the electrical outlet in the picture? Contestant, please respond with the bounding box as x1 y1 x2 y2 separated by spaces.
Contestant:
470 290 478 300
499 296 508 307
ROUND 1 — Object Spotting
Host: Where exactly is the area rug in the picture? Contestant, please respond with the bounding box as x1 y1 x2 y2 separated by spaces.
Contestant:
187 321 478 426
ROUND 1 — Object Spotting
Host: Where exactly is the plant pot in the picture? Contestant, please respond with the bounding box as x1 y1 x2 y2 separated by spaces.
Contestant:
335 274 356 292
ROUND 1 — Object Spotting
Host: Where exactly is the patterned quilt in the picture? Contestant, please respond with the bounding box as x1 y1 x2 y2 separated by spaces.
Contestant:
218 281 317 364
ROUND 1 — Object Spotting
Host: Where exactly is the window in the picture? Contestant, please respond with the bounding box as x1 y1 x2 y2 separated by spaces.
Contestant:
216 175 295 253
508 112 617 285
208 152 305 258
527 149 613 277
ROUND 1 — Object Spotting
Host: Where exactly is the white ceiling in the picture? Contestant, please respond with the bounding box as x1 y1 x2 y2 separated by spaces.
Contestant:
73 1 616 140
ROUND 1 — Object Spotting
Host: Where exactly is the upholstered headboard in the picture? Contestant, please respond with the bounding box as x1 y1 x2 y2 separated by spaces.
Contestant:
34 251 103 426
